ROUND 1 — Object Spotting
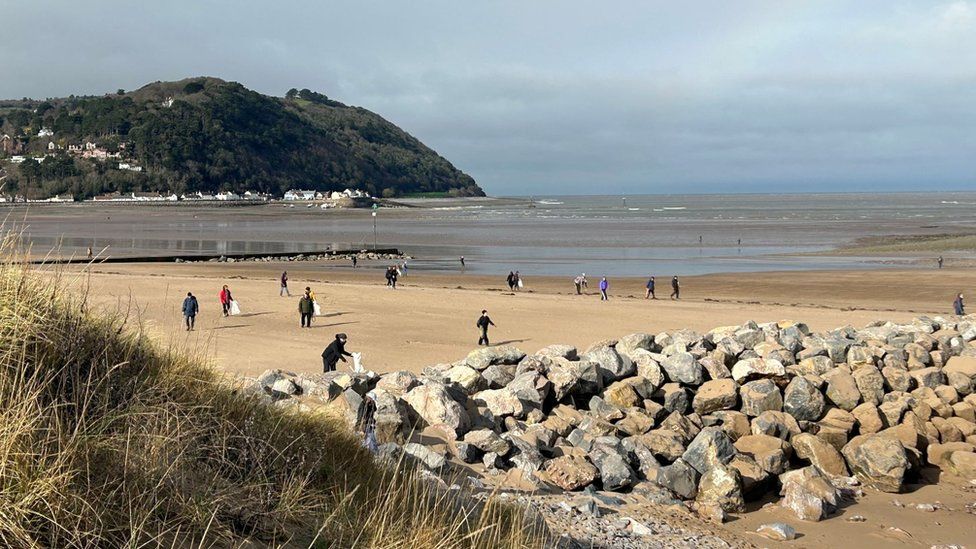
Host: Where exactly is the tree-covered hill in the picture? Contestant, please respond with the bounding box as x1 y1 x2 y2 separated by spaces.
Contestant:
0 77 483 199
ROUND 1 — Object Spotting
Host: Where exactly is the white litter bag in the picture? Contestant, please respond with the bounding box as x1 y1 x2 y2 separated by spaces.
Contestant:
351 352 364 373
517 278 524 289
313 301 322 316
229 300 241 316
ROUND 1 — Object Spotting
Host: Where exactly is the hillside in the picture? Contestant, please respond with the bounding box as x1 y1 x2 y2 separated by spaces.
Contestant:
0 237 542 547
0 77 483 200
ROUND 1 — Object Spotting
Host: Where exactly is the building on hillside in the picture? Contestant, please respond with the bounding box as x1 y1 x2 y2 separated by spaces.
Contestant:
181 192 217 201
37 128 54 138
67 144 83 154
283 189 317 201
85 142 98 151
9 156 26 164
118 162 143 172
47 141 57 151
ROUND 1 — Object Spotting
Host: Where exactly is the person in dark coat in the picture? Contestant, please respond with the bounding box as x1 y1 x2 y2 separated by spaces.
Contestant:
670 276 680 300
322 333 352 372
182 292 199 331
506 271 516 291
477 310 495 346
645 276 656 299
280 271 291 297
298 290 314 328
954 293 966 315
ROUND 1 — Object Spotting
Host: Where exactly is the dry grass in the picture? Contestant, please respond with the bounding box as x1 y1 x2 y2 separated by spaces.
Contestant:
0 235 549 548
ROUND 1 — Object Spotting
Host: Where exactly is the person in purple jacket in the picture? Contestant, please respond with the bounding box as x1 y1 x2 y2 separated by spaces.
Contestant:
599 277 609 301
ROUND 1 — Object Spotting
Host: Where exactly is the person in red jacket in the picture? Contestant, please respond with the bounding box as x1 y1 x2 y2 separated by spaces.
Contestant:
219 285 233 317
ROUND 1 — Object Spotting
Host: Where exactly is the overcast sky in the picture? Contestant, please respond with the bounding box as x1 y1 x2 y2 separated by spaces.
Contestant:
2 1 974 195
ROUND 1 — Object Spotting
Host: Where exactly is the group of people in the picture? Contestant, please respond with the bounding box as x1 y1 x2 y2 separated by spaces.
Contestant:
385 265 401 288
506 271 522 291
573 274 680 301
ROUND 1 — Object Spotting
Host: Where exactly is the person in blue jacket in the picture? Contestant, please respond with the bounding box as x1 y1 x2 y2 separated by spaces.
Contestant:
954 293 965 315
182 292 199 331
645 276 656 299
599 277 609 301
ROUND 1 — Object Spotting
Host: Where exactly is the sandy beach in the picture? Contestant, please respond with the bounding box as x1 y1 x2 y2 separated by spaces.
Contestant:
65 261 975 377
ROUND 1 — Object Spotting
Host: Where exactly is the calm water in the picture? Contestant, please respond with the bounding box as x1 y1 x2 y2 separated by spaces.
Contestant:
14 191 976 276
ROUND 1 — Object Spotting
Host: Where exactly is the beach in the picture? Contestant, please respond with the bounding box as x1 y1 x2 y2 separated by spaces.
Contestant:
68 261 975 376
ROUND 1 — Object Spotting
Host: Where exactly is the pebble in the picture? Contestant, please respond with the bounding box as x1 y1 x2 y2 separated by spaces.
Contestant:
757 522 797 541
913 503 937 512
847 515 867 522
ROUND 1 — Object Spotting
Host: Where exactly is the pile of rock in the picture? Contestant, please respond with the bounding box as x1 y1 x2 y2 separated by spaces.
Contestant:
175 251 407 264
253 315 976 525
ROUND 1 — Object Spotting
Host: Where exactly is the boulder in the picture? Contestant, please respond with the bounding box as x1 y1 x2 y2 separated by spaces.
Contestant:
589 445 637 491
945 450 976 477
881 366 913 393
909 367 945 389
402 383 470 438
481 363 517 389
681 427 736 475
792 433 849 476
696 464 745 512
546 359 581 400
638 430 687 463
465 346 525 370
616 333 655 357
583 345 635 383
739 379 783 417
660 352 704 386
376 370 420 396
402 443 446 470
841 434 910 492
751 411 801 441
795 355 834 376
852 366 885 406
507 372 550 407
462 429 511 455
632 350 666 389
603 381 642 409
825 371 861 411
543 454 599 490
756 523 796 541
692 379 738 415
443 364 485 393
783 375 826 421
734 434 791 475
927 442 975 467
779 466 841 521
536 344 578 361
661 383 691 414
653 458 700 499
502 433 545 473
731 358 786 383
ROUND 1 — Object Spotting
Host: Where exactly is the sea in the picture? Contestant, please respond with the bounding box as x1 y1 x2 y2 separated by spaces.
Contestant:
13 191 976 277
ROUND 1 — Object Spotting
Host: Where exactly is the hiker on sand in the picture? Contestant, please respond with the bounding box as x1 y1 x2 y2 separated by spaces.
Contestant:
955 293 966 315
299 289 314 328
599 277 609 301
670 276 680 300
351 255 358 268
938 256 944 269
219 285 233 317
182 292 199 331
280 271 291 297
477 309 496 346
574 274 584 295
386 266 398 289
322 333 352 372
506 271 516 291
645 276 656 299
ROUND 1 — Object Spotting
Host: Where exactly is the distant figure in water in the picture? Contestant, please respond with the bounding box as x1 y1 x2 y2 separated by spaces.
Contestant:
938 256 944 269
599 277 609 301
460 256 465 269
645 276 656 299
182 292 199 331
954 293 965 315
670 276 680 300
699 235 703 245
477 309 495 346
507 271 516 291
280 270 291 297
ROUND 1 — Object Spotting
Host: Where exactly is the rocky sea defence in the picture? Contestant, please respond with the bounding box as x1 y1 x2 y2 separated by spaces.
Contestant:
248 315 976 547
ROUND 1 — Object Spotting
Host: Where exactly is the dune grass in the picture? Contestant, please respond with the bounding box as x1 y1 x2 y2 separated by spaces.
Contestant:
0 236 548 548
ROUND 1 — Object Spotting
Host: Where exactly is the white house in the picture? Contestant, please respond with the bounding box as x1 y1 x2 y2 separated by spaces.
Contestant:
9 156 26 164
216 191 241 201
37 128 54 137
46 194 75 203
47 141 57 151
118 163 143 172
283 189 317 201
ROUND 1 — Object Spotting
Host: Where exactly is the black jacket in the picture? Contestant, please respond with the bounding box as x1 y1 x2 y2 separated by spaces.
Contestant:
476 315 495 330
322 339 352 364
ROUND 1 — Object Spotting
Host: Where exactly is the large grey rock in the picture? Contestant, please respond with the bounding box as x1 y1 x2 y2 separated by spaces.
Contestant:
841 434 910 492
660 352 705 386
507 372 550 406
465 346 526 370
443 364 485 393
462 428 511 455
740 379 783 417
536 344 578 361
502 433 545 473
696 464 745 512
779 466 841 521
751 410 801 441
631 350 666 389
653 458 700 499
783 375 825 421
617 333 655 357
583 345 635 383
481 363 517 389
376 370 420 396
825 371 861 411
589 445 637 491
661 383 691 414
681 427 736 475
402 383 470 438
852 366 885 406
471 388 526 419
403 443 447 470
546 359 581 400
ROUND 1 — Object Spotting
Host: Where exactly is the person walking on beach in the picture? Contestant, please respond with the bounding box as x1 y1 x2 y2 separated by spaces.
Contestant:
280 271 291 297
351 255 358 268
670 276 680 300
599 277 609 301
322 333 352 372
400 261 408 276
938 256 944 269
514 271 522 291
386 266 398 289
219 285 233 317
574 274 584 295
477 309 495 346
955 293 966 315
506 271 516 291
182 292 199 331
460 256 465 269
298 289 314 328
645 276 656 299
87 246 93 260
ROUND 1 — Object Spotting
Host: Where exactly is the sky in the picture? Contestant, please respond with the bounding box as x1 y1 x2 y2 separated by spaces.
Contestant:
1 1 974 196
